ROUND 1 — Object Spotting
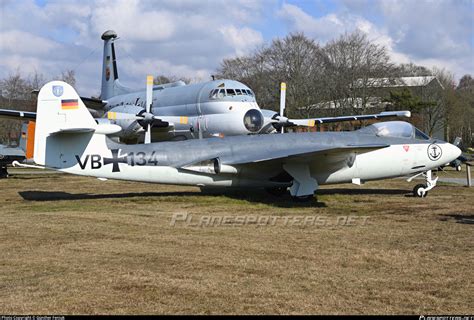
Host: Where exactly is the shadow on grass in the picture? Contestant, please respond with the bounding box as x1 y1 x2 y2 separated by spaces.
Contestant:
318 188 409 196
439 214 474 225
18 187 411 208
18 190 327 208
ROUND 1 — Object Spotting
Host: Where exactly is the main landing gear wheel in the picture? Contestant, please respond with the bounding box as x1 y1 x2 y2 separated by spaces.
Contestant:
265 187 287 197
413 184 428 198
0 167 8 179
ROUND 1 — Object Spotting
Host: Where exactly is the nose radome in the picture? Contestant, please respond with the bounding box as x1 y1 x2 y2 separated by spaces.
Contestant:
446 143 462 162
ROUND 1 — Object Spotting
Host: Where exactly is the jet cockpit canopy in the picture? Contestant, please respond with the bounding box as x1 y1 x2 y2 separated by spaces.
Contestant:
358 121 430 140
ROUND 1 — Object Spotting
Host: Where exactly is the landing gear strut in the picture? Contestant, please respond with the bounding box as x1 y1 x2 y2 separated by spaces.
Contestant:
410 170 438 198
282 163 318 202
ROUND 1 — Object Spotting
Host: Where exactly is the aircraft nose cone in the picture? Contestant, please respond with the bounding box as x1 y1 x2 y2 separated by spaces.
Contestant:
447 143 462 162
454 145 462 158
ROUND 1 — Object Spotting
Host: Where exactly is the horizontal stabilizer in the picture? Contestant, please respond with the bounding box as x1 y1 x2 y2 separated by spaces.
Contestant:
51 127 96 134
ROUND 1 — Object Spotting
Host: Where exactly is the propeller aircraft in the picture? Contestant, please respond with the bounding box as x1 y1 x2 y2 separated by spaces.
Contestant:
1 30 410 144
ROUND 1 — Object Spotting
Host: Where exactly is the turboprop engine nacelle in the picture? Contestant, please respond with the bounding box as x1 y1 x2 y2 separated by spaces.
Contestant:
105 105 145 139
199 109 264 136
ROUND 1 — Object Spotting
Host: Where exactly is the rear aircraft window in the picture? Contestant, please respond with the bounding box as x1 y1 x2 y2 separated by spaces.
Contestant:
226 89 236 96
415 128 430 140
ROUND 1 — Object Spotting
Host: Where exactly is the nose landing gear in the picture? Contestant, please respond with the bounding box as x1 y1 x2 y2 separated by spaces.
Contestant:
408 170 438 197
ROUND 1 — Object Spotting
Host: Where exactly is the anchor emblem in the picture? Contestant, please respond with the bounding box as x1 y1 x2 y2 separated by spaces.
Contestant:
427 143 442 161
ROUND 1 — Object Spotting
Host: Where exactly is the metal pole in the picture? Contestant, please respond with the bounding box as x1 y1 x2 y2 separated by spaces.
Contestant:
467 164 472 187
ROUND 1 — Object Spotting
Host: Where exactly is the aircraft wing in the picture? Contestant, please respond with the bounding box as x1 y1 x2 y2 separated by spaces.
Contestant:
0 145 25 166
222 144 389 166
0 108 36 120
81 96 107 110
287 111 411 127
0 99 107 120
176 140 388 170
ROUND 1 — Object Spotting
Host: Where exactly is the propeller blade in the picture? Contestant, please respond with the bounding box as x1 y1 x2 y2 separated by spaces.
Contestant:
145 75 154 144
279 82 286 133
145 124 151 144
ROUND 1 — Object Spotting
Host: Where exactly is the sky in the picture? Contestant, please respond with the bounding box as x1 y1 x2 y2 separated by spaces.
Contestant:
0 0 473 96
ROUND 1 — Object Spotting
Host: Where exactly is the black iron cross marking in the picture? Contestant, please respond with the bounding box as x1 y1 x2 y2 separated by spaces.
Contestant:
103 149 128 172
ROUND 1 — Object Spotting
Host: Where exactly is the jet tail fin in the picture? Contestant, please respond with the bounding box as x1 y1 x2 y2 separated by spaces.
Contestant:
34 81 98 166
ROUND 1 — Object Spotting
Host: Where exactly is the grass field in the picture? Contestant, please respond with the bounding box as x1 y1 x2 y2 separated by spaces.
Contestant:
0 169 472 314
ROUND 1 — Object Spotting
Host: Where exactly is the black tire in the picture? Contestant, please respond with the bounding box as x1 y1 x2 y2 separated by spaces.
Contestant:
292 194 314 202
0 167 8 179
265 187 287 197
413 184 428 198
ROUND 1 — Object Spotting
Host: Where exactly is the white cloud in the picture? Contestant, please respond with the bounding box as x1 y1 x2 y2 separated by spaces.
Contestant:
0 0 267 95
219 26 264 56
0 0 471 94
276 2 474 80
277 4 346 43
90 0 176 42
0 30 60 55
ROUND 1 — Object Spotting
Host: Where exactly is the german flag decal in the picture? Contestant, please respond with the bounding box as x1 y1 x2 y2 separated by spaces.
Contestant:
61 99 79 110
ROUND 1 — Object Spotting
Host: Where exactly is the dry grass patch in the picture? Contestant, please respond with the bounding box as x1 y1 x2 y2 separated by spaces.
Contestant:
0 170 472 314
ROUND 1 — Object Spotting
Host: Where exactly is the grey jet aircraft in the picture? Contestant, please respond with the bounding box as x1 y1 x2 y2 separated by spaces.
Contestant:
14 81 461 200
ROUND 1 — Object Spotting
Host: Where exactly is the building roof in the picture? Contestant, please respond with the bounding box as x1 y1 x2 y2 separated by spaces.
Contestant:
300 96 388 110
353 76 444 90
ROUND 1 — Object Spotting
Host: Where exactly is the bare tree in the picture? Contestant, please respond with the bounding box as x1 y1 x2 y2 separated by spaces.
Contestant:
453 74 474 147
0 70 36 145
418 68 453 138
60 69 76 87
218 31 394 119
218 33 326 117
323 31 394 115
393 63 432 77
154 74 191 85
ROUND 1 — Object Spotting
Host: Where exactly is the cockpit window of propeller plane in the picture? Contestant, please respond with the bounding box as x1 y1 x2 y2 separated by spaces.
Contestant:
209 88 255 99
